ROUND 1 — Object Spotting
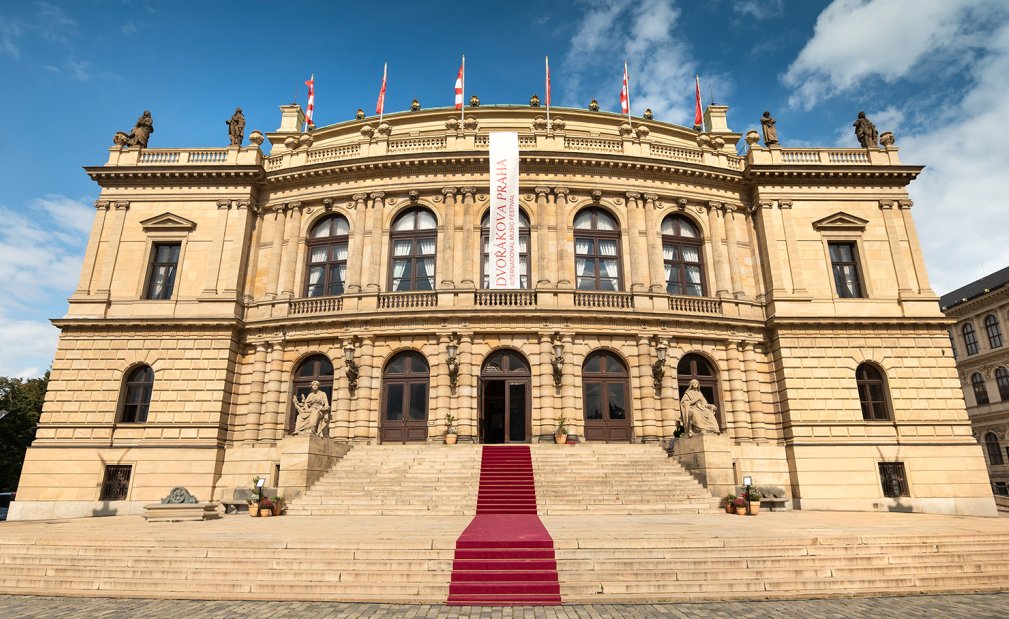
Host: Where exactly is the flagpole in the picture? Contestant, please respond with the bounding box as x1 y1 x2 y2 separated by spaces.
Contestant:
304 73 313 132
545 56 550 128
379 62 387 124
625 62 631 125
460 54 466 124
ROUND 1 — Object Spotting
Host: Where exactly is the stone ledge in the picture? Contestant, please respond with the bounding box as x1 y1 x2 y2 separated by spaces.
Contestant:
143 502 221 522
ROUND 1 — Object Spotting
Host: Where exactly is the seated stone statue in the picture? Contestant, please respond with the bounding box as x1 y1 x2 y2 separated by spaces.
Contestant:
680 379 721 437
292 380 330 437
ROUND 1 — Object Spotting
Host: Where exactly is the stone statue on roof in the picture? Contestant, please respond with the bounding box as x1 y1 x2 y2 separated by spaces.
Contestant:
760 111 778 146
853 111 879 148
226 107 245 146
126 110 154 148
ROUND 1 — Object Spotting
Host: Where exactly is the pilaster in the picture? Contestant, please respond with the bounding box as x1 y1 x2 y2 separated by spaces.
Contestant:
366 193 385 292
554 188 572 288
643 194 665 292
347 193 368 293
534 187 551 286
440 188 458 288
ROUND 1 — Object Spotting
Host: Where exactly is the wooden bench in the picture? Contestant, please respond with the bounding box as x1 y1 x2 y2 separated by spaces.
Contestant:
222 487 278 515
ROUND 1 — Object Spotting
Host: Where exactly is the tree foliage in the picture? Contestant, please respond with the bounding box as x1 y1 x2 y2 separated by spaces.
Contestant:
0 372 49 492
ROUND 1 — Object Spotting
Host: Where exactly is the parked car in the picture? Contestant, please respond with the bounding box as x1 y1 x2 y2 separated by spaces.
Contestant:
0 492 15 521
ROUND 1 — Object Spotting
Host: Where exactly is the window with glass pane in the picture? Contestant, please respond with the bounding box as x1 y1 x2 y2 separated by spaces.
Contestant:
972 372 990 405
305 215 349 297
855 363 890 421
389 208 437 291
120 365 154 423
986 432 1005 466
145 243 181 300
828 242 862 298
996 367 1009 402
481 210 530 288
573 208 622 291
985 314 1003 349
662 215 705 296
963 323 980 355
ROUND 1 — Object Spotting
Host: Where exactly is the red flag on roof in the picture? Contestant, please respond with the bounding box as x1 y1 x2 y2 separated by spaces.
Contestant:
454 60 464 110
304 74 315 130
694 75 703 130
376 62 388 119
620 62 630 116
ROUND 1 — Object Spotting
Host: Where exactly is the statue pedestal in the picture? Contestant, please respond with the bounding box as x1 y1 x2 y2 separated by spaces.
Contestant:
671 433 734 500
278 435 351 501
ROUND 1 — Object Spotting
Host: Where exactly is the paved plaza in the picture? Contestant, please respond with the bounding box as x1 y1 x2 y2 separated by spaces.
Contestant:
2 593 1009 618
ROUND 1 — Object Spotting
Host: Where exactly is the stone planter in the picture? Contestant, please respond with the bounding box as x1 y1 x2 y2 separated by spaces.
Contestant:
272 504 282 516
445 433 458 445
749 501 760 516
555 434 567 444
249 503 260 517
260 508 272 518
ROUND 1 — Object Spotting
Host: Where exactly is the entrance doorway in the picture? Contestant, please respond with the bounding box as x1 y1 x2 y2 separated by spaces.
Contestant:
479 349 531 443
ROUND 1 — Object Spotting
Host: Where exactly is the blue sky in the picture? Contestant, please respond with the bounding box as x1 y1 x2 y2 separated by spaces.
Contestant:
1 0 1008 377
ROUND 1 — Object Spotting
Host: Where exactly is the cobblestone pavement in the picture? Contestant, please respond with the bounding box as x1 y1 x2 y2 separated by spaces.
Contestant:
2 593 1009 618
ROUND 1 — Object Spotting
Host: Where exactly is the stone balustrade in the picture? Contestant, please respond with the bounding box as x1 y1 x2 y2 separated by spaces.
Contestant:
106 146 262 167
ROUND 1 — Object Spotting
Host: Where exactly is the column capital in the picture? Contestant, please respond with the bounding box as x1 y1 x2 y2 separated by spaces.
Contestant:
351 192 368 202
459 186 478 196
878 200 896 210
899 199 914 210
94 200 110 210
553 186 571 197
778 200 793 209
759 200 774 209
534 186 551 197
216 199 233 210
287 200 303 212
441 186 459 197
114 200 130 210
642 193 659 203
368 192 386 201
625 191 642 201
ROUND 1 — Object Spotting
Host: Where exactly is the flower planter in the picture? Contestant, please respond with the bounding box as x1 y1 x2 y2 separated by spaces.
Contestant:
725 504 734 514
272 504 282 516
445 434 458 445
555 434 567 444
260 509 272 518
249 504 260 517
749 502 760 516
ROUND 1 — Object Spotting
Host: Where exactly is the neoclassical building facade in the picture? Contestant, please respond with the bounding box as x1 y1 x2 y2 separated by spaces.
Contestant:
10 102 997 519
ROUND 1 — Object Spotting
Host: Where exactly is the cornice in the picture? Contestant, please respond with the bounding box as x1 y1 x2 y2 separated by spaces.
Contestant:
83 165 265 188
744 164 923 185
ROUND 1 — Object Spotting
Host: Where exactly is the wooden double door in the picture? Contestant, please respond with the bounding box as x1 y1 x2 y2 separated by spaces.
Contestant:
478 350 531 443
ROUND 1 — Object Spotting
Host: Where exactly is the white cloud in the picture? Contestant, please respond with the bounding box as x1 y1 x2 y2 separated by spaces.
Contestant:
783 0 1004 110
734 0 784 20
562 0 700 125
0 318 59 378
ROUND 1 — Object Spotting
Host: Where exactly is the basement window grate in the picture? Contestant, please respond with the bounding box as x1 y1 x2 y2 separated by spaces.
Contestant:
100 465 132 501
879 462 909 498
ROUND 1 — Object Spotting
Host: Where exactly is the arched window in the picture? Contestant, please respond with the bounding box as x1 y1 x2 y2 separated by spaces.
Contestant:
305 215 349 297
381 351 430 443
662 215 705 296
677 354 720 429
290 354 334 433
972 372 990 406
985 432 1004 466
996 367 1009 402
985 314 1003 349
855 363 890 421
582 351 631 442
120 365 154 423
963 323 979 355
574 208 621 291
481 210 530 288
389 208 437 292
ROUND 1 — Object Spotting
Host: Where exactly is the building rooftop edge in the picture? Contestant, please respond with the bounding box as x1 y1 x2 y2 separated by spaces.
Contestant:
939 265 1009 311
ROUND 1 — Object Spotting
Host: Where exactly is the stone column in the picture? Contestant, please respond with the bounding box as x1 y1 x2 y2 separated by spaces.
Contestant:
660 359 677 438
725 342 750 441
244 343 269 443
723 205 744 298
742 343 767 442
778 201 806 295
440 188 458 288
707 201 730 297
877 201 913 297
898 200 930 294
280 203 305 298
347 193 368 293
202 200 233 296
265 205 287 299
331 345 350 442
74 200 110 297
643 194 665 292
537 333 555 441
625 193 645 291
434 333 452 440
636 335 660 442
457 333 477 441
534 187 552 287
223 200 256 298
554 188 572 288
754 201 786 296
354 337 376 441
561 333 578 437
365 193 385 292
264 341 285 442
459 187 477 287
95 201 130 298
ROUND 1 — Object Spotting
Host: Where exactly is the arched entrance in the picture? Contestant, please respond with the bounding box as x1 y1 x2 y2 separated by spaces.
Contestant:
677 353 721 429
290 354 334 434
582 351 632 442
380 351 430 443
479 349 531 443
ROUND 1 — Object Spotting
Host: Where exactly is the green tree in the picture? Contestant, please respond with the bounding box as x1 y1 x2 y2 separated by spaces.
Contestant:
0 372 49 492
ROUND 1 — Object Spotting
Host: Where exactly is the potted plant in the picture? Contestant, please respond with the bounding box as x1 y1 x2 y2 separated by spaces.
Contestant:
732 497 749 515
746 488 762 516
271 496 285 516
554 415 569 444
444 414 458 445
723 493 737 514
247 497 260 517
259 497 274 518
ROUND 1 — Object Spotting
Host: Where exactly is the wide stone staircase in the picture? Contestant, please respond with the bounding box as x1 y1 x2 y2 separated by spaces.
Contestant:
532 444 719 515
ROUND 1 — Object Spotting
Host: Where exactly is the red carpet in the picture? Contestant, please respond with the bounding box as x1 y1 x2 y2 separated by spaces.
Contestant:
446 446 562 606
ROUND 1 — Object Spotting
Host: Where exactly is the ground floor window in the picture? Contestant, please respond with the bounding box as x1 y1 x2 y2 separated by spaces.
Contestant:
879 462 909 498
100 465 132 501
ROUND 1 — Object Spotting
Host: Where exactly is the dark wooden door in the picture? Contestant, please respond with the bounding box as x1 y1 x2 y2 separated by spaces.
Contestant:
582 351 632 442
380 351 430 443
479 349 531 443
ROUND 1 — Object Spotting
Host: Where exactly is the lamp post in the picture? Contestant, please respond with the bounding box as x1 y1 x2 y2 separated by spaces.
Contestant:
743 475 753 516
651 339 667 394
446 333 460 389
343 340 359 396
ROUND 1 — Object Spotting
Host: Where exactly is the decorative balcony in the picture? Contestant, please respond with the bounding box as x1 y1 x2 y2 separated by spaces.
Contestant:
377 291 438 309
289 296 343 316
668 295 722 315
474 290 537 307
574 292 634 309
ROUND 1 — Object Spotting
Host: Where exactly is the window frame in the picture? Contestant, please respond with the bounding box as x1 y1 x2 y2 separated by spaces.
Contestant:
661 214 707 297
118 365 154 424
480 209 531 289
985 314 1003 349
144 242 182 300
963 323 980 356
855 363 891 422
985 432 1005 466
827 240 865 299
878 462 910 498
304 214 350 298
99 464 133 501
972 372 990 406
388 208 437 292
996 367 1009 402
573 207 623 292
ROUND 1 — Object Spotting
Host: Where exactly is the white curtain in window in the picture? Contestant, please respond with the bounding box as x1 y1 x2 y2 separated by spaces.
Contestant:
575 239 593 254
519 237 528 253
417 210 437 229
663 244 677 261
602 259 619 279
419 258 435 278
418 239 436 255
840 266 858 296
576 258 591 276
664 263 673 281
595 213 617 230
394 240 413 256
335 264 347 284
598 240 618 256
392 259 409 280
333 218 350 235
310 247 328 263
308 266 324 287
334 243 348 261
682 247 699 262
150 268 167 298
686 266 702 284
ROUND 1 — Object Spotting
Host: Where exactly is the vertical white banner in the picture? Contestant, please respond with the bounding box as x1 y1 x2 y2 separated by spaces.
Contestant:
489 132 520 289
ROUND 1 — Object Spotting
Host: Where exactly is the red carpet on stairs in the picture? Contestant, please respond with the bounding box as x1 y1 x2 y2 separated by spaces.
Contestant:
446 446 562 606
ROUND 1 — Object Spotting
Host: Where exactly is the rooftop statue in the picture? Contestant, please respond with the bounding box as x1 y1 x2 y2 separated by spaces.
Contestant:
226 107 245 146
127 110 154 148
292 380 330 437
760 111 778 146
853 111 879 148
356 108 366 120
411 99 421 111
680 379 721 437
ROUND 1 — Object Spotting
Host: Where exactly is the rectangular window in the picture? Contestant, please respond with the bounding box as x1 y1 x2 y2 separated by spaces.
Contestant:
879 462 909 498
145 243 181 300
100 465 132 501
828 242 863 298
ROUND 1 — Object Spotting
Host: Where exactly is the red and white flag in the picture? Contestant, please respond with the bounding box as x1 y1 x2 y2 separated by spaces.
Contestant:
454 59 464 110
376 62 388 120
545 56 552 109
620 62 630 117
693 75 703 130
304 74 315 130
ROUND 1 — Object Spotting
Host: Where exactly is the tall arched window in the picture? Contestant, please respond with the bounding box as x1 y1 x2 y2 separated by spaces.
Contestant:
120 365 154 423
305 215 349 297
972 372 990 406
481 210 530 288
290 354 334 433
574 208 621 291
381 351 430 443
582 351 631 442
677 354 720 429
985 314 1003 349
963 323 979 355
855 363 890 421
986 432 1004 466
389 208 437 292
996 367 1009 402
662 215 705 296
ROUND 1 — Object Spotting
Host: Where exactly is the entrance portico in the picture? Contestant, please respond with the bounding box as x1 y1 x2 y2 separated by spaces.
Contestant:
478 349 531 443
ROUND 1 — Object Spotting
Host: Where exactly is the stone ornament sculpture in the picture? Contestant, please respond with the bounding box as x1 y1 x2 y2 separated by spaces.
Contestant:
292 380 330 437
680 379 721 437
226 107 245 146
116 110 154 148
469 94 480 107
588 99 600 112
853 111 879 148
356 108 366 120
760 111 778 146
161 486 199 504
411 99 421 112
529 94 541 107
